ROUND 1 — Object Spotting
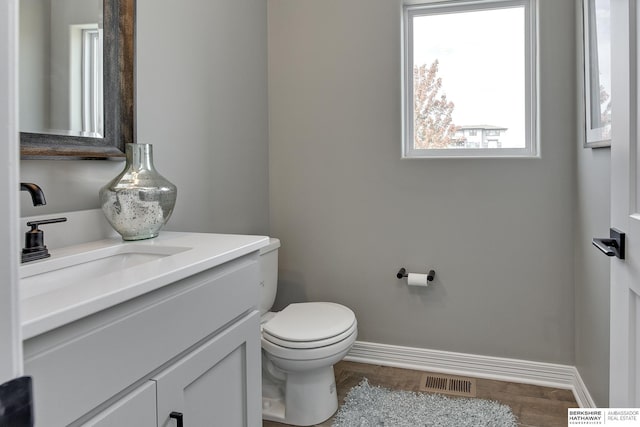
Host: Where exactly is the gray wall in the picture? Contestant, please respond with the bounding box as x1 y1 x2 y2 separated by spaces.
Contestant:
20 0 269 236
49 0 102 132
268 0 576 364
20 0 101 134
574 1 611 406
19 0 50 133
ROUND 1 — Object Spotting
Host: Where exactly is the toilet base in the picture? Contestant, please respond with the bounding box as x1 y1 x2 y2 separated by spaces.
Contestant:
262 366 338 426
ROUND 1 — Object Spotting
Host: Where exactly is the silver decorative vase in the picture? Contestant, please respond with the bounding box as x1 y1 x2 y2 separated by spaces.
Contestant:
100 143 177 240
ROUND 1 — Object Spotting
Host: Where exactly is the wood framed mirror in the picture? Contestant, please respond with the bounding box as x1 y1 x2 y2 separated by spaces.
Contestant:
20 0 134 159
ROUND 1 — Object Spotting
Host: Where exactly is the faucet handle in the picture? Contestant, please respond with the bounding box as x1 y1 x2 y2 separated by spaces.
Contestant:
22 217 67 263
26 217 67 229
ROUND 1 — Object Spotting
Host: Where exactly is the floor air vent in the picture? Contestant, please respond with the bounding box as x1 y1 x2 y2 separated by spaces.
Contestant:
419 373 477 397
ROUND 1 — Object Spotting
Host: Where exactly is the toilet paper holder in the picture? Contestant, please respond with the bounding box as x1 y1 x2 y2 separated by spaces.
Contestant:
396 267 435 282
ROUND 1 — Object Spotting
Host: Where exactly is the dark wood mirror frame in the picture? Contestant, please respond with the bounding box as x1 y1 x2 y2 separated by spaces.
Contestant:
20 0 134 160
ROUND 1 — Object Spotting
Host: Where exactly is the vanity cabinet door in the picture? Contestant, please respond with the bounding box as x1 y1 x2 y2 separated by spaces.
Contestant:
78 381 157 427
153 310 261 427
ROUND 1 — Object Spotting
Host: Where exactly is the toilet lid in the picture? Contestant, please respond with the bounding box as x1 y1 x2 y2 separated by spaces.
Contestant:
263 320 357 349
262 302 356 344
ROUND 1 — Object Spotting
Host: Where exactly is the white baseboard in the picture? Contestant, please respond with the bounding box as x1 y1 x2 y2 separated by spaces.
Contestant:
344 340 596 408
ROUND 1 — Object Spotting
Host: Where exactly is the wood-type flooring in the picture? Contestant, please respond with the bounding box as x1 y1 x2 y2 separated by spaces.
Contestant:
263 361 578 427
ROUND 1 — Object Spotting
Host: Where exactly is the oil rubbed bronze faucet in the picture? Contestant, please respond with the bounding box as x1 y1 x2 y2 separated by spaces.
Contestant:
20 183 46 206
19 183 67 263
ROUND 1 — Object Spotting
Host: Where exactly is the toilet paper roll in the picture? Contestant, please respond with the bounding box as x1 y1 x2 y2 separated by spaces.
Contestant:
407 273 429 287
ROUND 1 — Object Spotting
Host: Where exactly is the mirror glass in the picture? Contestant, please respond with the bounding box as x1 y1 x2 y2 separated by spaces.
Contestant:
582 0 611 147
20 0 104 138
19 0 134 159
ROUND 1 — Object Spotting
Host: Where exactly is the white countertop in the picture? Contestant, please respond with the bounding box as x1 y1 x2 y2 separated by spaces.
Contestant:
20 231 269 339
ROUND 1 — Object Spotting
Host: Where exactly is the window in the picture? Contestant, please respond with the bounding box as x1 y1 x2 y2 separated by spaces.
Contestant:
81 28 103 136
402 0 538 158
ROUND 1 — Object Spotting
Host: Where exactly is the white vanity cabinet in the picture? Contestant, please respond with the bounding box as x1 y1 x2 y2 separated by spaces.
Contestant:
153 310 260 427
79 382 157 427
23 252 263 427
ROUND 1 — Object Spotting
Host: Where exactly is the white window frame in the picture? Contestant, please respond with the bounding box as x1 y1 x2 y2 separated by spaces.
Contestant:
81 28 103 136
402 0 539 158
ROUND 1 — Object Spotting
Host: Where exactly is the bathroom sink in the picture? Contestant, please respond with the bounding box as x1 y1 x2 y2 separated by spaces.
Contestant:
19 231 269 340
20 244 190 299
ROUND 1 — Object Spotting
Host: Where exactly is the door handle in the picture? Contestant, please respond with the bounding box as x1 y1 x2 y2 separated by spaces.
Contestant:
592 228 625 259
0 376 33 427
169 411 184 427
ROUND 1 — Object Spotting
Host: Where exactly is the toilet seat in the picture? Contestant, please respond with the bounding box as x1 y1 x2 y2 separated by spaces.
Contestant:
262 302 356 349
262 324 357 362
263 320 357 349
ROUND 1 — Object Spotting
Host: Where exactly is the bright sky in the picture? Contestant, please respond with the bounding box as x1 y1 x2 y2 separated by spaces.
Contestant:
594 0 611 103
413 7 526 147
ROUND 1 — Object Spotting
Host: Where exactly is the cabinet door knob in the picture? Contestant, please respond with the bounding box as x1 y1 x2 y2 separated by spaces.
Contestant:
169 411 184 427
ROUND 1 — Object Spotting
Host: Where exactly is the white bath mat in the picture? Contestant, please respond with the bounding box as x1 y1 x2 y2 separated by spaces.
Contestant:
332 378 517 427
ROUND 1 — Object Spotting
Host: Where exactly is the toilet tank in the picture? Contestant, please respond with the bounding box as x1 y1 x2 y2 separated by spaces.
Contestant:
259 238 280 315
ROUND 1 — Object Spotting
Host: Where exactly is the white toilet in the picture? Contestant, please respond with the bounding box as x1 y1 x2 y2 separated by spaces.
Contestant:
259 238 358 426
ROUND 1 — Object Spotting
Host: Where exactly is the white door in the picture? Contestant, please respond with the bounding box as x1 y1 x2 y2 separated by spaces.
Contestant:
609 0 640 407
0 0 22 384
